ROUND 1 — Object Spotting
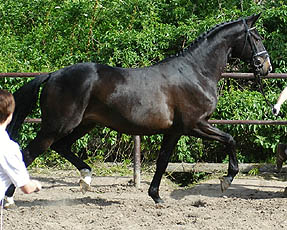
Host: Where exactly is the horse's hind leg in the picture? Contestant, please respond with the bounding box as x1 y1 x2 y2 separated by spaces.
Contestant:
148 133 181 203
194 120 238 192
22 130 56 166
4 185 16 208
51 122 95 193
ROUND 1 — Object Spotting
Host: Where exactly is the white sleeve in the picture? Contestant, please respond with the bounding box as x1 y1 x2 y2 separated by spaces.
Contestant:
1 142 30 188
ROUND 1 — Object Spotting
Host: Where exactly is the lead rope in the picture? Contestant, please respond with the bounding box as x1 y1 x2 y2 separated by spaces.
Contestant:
254 73 274 110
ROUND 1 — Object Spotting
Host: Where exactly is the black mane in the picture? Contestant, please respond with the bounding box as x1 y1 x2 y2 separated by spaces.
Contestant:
159 18 242 63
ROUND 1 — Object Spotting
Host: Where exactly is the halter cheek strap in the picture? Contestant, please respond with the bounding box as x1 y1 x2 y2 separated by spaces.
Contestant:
242 19 273 109
242 19 269 74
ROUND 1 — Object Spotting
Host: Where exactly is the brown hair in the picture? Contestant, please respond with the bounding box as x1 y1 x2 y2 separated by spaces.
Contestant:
0 89 15 124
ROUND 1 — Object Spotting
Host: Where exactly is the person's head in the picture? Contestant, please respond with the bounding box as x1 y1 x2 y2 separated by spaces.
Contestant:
0 89 15 125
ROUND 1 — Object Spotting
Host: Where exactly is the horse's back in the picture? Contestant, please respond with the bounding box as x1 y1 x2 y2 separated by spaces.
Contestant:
40 61 218 135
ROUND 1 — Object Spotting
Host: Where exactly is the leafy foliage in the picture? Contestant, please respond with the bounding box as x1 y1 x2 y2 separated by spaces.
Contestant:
0 0 287 167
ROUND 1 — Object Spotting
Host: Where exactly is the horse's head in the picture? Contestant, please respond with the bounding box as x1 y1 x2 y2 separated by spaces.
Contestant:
233 14 272 76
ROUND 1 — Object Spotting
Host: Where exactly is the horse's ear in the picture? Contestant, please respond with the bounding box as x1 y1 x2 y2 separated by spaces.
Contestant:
246 13 261 27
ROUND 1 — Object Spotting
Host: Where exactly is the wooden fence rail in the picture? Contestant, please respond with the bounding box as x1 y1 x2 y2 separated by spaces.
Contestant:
1 72 287 79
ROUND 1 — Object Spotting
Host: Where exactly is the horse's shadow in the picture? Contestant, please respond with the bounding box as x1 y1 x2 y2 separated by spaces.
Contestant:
16 175 132 208
30 175 78 189
31 175 134 190
27 174 287 206
170 179 286 201
16 196 120 208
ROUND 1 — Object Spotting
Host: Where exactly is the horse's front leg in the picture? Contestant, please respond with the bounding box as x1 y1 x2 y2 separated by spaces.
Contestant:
148 134 181 203
219 137 238 192
194 120 238 192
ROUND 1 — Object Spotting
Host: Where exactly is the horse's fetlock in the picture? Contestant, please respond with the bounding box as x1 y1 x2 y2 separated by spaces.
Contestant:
80 168 92 184
148 186 164 203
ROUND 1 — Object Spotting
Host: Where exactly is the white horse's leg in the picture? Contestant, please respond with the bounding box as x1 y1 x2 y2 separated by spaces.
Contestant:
79 169 92 194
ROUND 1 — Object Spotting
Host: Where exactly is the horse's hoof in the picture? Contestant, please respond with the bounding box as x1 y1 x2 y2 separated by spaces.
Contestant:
79 179 91 194
4 203 17 209
219 176 231 192
153 197 164 204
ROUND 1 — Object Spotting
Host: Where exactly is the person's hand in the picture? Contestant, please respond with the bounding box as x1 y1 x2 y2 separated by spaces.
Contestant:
31 180 42 192
272 104 281 116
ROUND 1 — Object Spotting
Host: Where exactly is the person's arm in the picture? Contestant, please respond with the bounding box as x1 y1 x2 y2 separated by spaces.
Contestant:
1 135 42 194
273 86 287 115
20 180 42 194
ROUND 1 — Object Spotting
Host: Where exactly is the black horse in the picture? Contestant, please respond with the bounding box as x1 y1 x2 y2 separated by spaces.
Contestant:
6 14 271 204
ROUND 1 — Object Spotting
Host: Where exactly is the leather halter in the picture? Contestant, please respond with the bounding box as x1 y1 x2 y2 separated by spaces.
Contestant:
242 19 269 75
241 19 273 109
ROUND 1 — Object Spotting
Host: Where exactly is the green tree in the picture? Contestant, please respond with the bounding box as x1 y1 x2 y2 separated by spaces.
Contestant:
0 0 286 166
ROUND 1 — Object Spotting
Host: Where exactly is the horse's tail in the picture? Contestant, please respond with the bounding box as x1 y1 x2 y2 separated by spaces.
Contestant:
7 74 51 140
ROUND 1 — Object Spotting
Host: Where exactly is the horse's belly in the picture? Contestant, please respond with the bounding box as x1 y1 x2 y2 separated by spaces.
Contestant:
85 105 174 135
129 105 173 129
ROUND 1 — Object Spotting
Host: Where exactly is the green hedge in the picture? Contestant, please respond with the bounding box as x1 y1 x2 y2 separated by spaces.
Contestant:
0 0 287 166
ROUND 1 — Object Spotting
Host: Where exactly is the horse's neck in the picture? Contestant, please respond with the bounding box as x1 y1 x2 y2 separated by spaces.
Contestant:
183 23 242 82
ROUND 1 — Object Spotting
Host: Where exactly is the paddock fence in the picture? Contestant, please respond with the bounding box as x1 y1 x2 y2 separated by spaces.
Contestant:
1 72 287 187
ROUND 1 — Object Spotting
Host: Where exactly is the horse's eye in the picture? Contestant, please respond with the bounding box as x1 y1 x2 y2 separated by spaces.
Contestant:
254 57 262 66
